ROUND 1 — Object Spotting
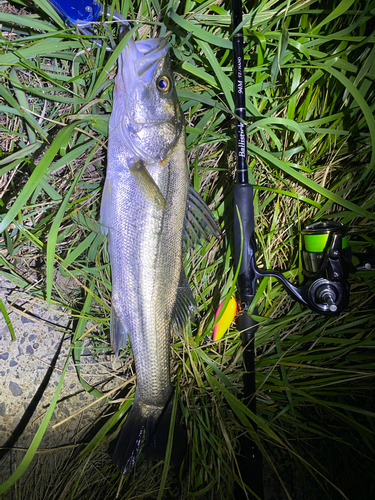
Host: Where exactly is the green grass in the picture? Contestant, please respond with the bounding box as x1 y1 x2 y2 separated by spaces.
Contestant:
0 0 375 498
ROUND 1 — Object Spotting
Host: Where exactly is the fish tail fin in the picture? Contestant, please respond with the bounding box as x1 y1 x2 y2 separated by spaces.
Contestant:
112 400 146 473
145 393 187 467
113 394 187 474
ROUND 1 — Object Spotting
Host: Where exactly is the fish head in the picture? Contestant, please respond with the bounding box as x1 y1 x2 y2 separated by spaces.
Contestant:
111 37 184 165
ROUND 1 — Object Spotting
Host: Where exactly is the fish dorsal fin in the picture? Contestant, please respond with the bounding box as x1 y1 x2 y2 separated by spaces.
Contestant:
111 305 128 356
185 186 220 247
171 268 199 334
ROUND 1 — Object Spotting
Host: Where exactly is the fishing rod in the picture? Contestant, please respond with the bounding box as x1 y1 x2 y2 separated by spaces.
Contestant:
232 0 264 498
230 1 373 499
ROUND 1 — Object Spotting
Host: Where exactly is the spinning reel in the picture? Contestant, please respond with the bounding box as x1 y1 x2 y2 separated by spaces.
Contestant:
233 189 372 318
300 221 356 314
256 221 373 315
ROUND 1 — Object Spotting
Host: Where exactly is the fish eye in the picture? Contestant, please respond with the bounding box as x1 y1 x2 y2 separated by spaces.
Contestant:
157 76 171 94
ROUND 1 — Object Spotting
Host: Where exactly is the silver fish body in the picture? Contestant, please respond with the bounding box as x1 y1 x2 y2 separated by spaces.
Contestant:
102 36 218 472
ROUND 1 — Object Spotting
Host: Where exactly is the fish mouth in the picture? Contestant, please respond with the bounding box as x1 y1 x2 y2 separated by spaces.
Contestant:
121 37 168 86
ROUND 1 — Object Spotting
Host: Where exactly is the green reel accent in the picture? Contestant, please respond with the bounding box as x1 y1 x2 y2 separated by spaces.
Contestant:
304 233 348 253
302 221 349 253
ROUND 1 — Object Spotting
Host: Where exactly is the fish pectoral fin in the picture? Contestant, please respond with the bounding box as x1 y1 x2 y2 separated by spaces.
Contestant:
184 185 221 248
111 306 128 356
171 268 198 334
129 160 167 210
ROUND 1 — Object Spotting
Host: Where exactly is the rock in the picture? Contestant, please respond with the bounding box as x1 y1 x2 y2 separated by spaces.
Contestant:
9 380 23 397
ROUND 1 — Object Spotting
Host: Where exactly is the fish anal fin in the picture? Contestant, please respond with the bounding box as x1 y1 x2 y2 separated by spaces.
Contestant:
110 305 128 357
129 160 167 210
185 185 220 247
172 268 198 334
100 178 111 235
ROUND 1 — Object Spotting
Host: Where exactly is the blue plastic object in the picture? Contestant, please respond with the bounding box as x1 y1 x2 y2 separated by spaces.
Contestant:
47 0 102 26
